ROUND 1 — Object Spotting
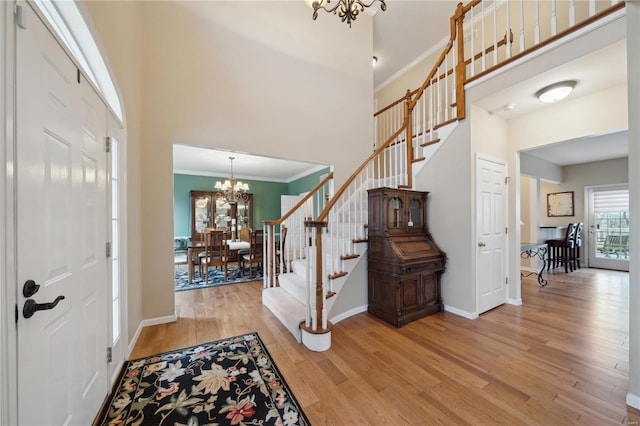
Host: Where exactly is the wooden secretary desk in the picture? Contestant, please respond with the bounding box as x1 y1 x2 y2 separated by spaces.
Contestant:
367 187 446 327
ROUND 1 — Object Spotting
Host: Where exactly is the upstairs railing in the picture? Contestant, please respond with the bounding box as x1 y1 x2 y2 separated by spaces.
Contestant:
266 0 626 337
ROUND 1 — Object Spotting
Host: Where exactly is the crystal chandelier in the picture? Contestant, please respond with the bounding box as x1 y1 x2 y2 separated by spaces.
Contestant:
214 156 250 203
306 0 386 27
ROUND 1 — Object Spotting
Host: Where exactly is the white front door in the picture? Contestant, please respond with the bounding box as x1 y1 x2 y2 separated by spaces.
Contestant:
476 156 507 314
16 3 109 424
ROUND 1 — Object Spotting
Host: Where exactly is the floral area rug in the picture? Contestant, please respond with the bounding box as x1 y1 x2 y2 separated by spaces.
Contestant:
95 332 309 426
175 264 263 292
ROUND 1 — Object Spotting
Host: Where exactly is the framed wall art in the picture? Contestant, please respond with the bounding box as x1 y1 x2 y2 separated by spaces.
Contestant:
547 191 574 217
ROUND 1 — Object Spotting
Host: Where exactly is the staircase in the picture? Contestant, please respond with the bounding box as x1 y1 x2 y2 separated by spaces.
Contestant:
262 0 625 351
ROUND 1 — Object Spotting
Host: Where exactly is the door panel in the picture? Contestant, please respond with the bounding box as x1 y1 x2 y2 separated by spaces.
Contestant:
17 3 108 424
476 157 507 314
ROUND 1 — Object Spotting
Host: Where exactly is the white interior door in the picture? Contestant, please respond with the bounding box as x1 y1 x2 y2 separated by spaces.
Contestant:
16 3 109 424
476 156 508 314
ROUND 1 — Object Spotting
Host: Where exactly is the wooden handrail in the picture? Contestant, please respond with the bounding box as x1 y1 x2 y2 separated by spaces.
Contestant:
317 121 408 221
264 171 334 227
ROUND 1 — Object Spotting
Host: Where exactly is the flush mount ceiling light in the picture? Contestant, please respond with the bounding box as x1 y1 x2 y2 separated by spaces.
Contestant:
535 80 577 103
306 0 386 27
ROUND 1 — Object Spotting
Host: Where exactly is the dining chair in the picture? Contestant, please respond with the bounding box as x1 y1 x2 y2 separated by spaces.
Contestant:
572 222 583 269
546 223 577 273
239 227 252 243
198 229 229 283
242 230 264 278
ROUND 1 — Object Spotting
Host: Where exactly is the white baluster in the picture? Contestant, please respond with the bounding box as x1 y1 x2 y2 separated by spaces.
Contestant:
569 0 576 26
429 83 434 136
551 0 557 36
535 0 540 44
519 0 525 53
445 52 449 121
481 0 486 71
506 0 512 58
470 5 475 76
493 1 498 65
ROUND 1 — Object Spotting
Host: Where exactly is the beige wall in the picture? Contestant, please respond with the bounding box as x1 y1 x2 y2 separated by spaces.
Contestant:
86 1 374 322
375 46 442 110
415 119 474 315
81 0 144 343
539 157 628 227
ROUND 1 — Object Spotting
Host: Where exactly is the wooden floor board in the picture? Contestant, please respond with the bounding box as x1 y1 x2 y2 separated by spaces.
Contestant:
128 269 640 425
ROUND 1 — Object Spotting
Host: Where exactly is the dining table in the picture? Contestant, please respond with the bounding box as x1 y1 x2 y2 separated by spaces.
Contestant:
187 240 251 283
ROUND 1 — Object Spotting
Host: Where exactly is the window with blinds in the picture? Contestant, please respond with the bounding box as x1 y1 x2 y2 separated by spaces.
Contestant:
594 189 629 259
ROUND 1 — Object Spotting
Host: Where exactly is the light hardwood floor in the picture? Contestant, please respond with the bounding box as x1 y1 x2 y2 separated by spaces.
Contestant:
131 268 640 425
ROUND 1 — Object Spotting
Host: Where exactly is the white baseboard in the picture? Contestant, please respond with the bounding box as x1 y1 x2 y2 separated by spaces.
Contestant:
127 314 177 358
330 304 367 324
507 298 523 306
627 392 640 410
444 304 478 320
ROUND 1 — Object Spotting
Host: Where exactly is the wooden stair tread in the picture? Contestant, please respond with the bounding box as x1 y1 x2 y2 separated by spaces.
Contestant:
340 254 360 260
420 138 441 147
326 291 336 299
353 238 368 243
328 271 348 280
412 157 425 163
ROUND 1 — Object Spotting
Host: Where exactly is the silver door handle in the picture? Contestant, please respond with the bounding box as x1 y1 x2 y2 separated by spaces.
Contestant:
478 242 486 247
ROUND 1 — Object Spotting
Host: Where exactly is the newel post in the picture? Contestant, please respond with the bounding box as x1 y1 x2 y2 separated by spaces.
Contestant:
455 2 467 120
404 89 414 188
300 220 332 352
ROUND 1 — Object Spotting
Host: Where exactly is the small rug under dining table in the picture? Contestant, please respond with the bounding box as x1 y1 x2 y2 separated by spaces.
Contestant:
95 332 309 425
174 264 263 292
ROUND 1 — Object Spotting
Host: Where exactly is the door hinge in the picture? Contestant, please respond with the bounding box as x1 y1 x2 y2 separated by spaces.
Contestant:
15 4 27 29
105 136 112 153
107 347 112 363
506 277 509 284
15 304 18 323
106 242 112 258
504 176 510 184
505 227 508 234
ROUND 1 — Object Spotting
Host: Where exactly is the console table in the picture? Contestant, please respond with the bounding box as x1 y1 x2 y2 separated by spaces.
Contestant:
520 242 548 287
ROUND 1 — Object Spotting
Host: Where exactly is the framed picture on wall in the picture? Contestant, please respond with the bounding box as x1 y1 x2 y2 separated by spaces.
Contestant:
547 191 574 217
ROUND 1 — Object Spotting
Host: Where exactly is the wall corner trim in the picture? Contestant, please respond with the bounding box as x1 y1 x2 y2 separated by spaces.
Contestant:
127 314 177 357
443 305 478 320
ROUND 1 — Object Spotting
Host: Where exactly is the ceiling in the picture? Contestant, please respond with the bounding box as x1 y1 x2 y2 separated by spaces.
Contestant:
173 145 329 183
175 1 627 177
373 0 456 88
522 131 628 166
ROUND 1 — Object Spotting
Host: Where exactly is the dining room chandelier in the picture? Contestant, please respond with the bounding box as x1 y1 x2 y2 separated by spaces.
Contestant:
214 156 250 203
307 0 386 27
